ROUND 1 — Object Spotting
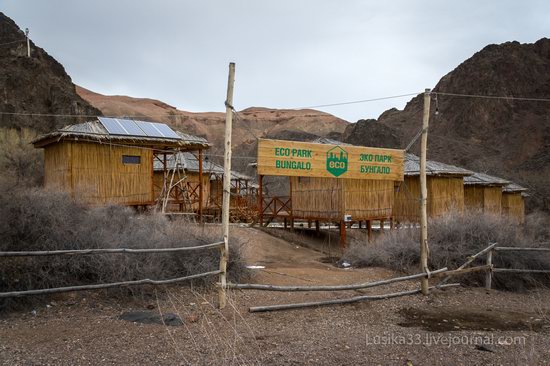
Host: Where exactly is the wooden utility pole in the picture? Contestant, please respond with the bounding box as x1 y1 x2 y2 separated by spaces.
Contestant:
420 88 431 295
25 28 30 57
219 62 235 309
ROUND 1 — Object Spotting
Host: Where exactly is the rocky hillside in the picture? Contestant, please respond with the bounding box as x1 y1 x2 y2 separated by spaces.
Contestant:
344 39 550 211
0 13 101 133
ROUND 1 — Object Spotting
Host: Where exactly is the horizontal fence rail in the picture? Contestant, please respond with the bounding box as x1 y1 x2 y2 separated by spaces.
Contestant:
0 240 225 299
228 267 448 292
249 283 461 313
494 247 550 252
0 241 224 257
0 270 222 298
485 244 550 290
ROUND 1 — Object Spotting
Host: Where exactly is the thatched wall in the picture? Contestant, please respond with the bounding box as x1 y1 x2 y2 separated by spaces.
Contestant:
394 176 465 222
290 176 393 220
464 186 502 215
502 192 525 223
44 141 153 205
44 141 72 191
342 179 393 219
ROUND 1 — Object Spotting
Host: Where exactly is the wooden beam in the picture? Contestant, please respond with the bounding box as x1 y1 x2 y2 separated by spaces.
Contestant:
248 284 460 313
198 149 203 223
229 267 448 292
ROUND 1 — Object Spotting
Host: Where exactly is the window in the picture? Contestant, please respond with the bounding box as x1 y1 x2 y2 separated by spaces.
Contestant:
122 155 141 164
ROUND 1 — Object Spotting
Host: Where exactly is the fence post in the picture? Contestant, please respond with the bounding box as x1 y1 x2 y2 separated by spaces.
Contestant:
219 62 235 309
485 249 493 290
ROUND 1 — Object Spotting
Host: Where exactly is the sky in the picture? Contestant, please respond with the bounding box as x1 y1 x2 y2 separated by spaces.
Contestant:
2 1 549 122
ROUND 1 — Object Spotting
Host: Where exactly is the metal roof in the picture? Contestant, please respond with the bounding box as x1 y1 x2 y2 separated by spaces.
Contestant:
311 137 351 146
464 172 510 186
153 152 257 186
404 153 473 177
32 119 210 150
503 183 528 193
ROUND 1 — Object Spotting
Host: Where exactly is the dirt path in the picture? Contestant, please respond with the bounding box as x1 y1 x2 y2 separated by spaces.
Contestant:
0 227 549 365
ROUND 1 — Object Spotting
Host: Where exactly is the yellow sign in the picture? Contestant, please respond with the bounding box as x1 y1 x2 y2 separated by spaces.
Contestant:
257 139 404 181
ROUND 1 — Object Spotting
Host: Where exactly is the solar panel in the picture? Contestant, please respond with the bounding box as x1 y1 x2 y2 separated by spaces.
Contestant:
153 123 180 139
99 117 180 140
115 118 147 137
135 120 162 137
98 117 127 135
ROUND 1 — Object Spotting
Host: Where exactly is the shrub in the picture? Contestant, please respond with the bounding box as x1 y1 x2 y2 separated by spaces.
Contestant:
0 128 43 188
343 211 550 291
0 188 248 310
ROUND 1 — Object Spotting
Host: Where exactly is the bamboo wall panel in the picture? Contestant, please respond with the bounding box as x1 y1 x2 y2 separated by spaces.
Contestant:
290 176 342 220
69 142 153 205
393 176 420 222
342 179 393 219
428 177 465 217
464 186 484 211
502 192 525 224
44 142 72 191
394 176 465 222
483 186 502 215
465 186 502 215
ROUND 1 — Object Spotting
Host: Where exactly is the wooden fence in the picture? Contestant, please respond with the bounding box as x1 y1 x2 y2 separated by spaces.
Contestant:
0 241 225 299
485 246 550 290
228 242 550 313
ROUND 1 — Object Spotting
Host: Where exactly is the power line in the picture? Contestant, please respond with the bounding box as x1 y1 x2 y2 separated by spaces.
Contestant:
289 92 423 110
434 91 550 102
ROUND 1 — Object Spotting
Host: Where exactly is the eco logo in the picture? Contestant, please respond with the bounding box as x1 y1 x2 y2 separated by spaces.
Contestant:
326 146 348 177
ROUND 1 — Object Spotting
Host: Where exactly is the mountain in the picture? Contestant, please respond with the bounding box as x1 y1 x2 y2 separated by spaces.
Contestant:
0 13 101 132
76 86 349 172
344 39 550 211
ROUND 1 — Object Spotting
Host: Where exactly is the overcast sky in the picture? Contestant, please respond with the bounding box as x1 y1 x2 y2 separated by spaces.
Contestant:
2 1 549 121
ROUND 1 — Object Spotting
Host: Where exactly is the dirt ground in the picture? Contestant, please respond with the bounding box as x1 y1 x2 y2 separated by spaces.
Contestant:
1 226 549 365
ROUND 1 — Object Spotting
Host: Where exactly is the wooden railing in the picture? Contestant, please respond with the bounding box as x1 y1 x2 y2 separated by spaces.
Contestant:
0 241 225 298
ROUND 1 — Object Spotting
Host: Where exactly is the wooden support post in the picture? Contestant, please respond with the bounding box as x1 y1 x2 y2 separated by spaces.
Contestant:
390 218 394 230
420 88 431 296
308 220 312 228
315 220 320 233
380 219 385 232
198 149 203 223
258 175 263 226
358 221 362 229
339 220 346 248
219 62 235 309
284 218 287 229
367 220 372 242
288 176 294 232
485 249 493 290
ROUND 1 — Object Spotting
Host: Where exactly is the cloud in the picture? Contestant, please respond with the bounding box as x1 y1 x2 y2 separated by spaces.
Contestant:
2 0 549 121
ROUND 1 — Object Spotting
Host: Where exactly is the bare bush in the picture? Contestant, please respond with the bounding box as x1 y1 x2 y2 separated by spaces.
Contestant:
0 188 248 310
0 128 43 188
343 211 550 291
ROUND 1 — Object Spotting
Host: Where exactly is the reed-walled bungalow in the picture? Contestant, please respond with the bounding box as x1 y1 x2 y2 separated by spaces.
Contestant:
33 117 209 208
393 154 473 223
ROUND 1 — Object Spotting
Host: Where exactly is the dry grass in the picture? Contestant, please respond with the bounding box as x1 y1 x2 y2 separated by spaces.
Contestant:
0 187 248 311
0 128 43 188
344 211 550 291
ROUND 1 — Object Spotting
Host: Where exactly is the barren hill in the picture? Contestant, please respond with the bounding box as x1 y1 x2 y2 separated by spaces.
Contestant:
0 13 101 132
343 38 550 210
76 86 349 171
